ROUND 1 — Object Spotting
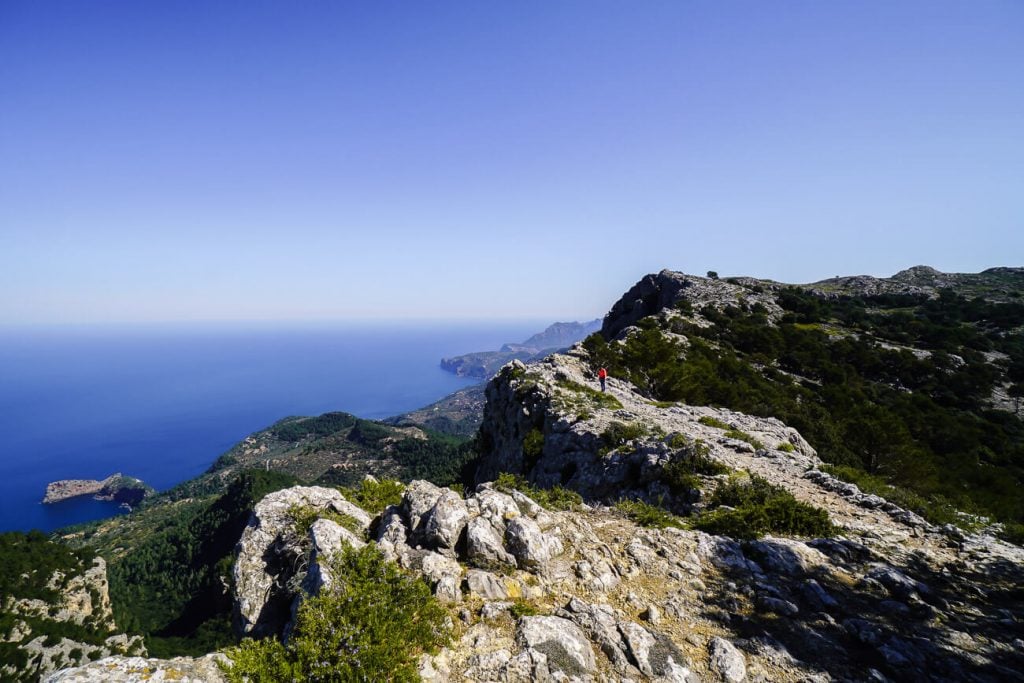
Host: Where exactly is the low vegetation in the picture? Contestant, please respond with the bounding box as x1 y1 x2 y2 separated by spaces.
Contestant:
616 499 684 529
583 286 1024 530
494 473 582 511
339 477 405 515
694 473 834 540
220 544 450 683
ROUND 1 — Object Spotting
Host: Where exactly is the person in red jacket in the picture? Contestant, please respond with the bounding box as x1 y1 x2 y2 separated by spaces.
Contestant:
598 367 608 392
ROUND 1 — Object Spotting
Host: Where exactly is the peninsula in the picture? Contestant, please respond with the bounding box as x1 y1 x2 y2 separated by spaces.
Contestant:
42 473 153 506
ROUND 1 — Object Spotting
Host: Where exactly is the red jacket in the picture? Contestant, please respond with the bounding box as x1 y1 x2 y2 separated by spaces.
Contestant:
598 368 607 379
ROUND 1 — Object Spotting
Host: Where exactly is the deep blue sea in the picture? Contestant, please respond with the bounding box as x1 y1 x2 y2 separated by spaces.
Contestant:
0 321 542 532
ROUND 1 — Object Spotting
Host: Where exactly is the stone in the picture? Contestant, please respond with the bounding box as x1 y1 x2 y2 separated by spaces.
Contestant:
465 569 512 600
466 516 517 569
233 486 369 638
303 518 365 593
757 596 799 616
422 489 470 551
481 601 513 620
505 516 563 568
866 565 929 601
747 537 829 575
45 654 228 682
800 579 838 611
709 636 747 683
516 615 597 676
618 621 691 681
558 597 634 672
402 480 445 536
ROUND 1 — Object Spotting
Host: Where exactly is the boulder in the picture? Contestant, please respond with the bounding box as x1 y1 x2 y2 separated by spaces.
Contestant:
505 517 563 568
709 636 747 682
466 516 517 569
516 616 597 677
618 621 692 681
402 480 445 536
233 486 369 638
421 490 470 552
45 655 228 682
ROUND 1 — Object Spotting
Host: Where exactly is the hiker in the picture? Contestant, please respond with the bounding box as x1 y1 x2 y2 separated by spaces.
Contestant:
598 367 608 392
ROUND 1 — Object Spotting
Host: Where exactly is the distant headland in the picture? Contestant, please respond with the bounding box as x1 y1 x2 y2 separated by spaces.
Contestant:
42 473 154 507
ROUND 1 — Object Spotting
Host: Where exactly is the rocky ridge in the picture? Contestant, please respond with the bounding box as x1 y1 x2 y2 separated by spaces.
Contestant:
50 346 1024 682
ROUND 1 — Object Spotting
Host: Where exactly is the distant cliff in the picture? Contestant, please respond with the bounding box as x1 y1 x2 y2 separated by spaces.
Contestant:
440 319 601 379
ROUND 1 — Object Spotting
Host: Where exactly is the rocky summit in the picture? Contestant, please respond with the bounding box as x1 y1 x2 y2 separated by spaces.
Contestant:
34 265 1024 682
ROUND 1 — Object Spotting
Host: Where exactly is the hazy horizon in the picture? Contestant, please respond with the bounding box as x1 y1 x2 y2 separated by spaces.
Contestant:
3 2 1021 324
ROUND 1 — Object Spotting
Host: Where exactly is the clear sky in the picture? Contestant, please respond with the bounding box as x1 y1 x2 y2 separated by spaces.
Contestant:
1 1 1022 324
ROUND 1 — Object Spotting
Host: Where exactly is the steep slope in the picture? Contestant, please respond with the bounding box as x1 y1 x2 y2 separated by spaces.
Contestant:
50 347 1024 682
0 532 144 681
592 268 1024 535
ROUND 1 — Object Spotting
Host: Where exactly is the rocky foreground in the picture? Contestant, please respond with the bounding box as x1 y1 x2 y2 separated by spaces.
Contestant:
49 347 1024 682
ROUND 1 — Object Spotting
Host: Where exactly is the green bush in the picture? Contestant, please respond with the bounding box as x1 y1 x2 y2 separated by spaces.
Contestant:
695 473 833 539
616 499 684 529
661 450 730 495
723 428 764 450
341 478 405 515
494 473 582 511
698 416 731 430
776 442 796 453
522 428 545 468
221 545 450 683
601 421 647 450
1000 522 1024 547
287 505 365 538
509 599 541 619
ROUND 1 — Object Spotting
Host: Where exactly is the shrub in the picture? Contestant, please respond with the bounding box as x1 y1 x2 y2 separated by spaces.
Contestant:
494 473 582 511
341 478 405 515
695 473 833 539
616 499 684 529
524 428 548 471
221 545 450 683
698 416 731 430
509 599 540 619
776 442 796 453
1000 522 1024 547
287 505 365 538
601 422 647 450
661 449 730 496
723 429 764 450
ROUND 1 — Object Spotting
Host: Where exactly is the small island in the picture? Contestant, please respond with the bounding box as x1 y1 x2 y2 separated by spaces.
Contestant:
43 473 154 507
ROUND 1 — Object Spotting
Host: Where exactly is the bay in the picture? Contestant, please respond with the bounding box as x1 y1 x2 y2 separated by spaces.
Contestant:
0 320 542 532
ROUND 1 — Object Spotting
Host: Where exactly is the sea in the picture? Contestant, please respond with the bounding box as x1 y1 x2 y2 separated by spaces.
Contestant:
0 321 542 533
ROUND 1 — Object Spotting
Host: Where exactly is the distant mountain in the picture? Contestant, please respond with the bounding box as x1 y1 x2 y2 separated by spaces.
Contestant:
440 319 601 379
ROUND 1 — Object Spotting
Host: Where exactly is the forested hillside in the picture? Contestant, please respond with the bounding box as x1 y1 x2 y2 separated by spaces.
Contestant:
585 270 1024 539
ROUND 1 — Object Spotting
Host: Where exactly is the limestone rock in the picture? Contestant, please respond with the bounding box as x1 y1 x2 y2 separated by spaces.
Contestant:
422 489 470 552
233 485 369 638
505 516 563 568
516 615 597 677
46 654 228 682
466 515 517 569
402 479 445 537
709 636 746 682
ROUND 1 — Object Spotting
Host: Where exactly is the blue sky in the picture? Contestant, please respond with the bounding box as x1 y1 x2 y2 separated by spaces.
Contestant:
1 1 1022 324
